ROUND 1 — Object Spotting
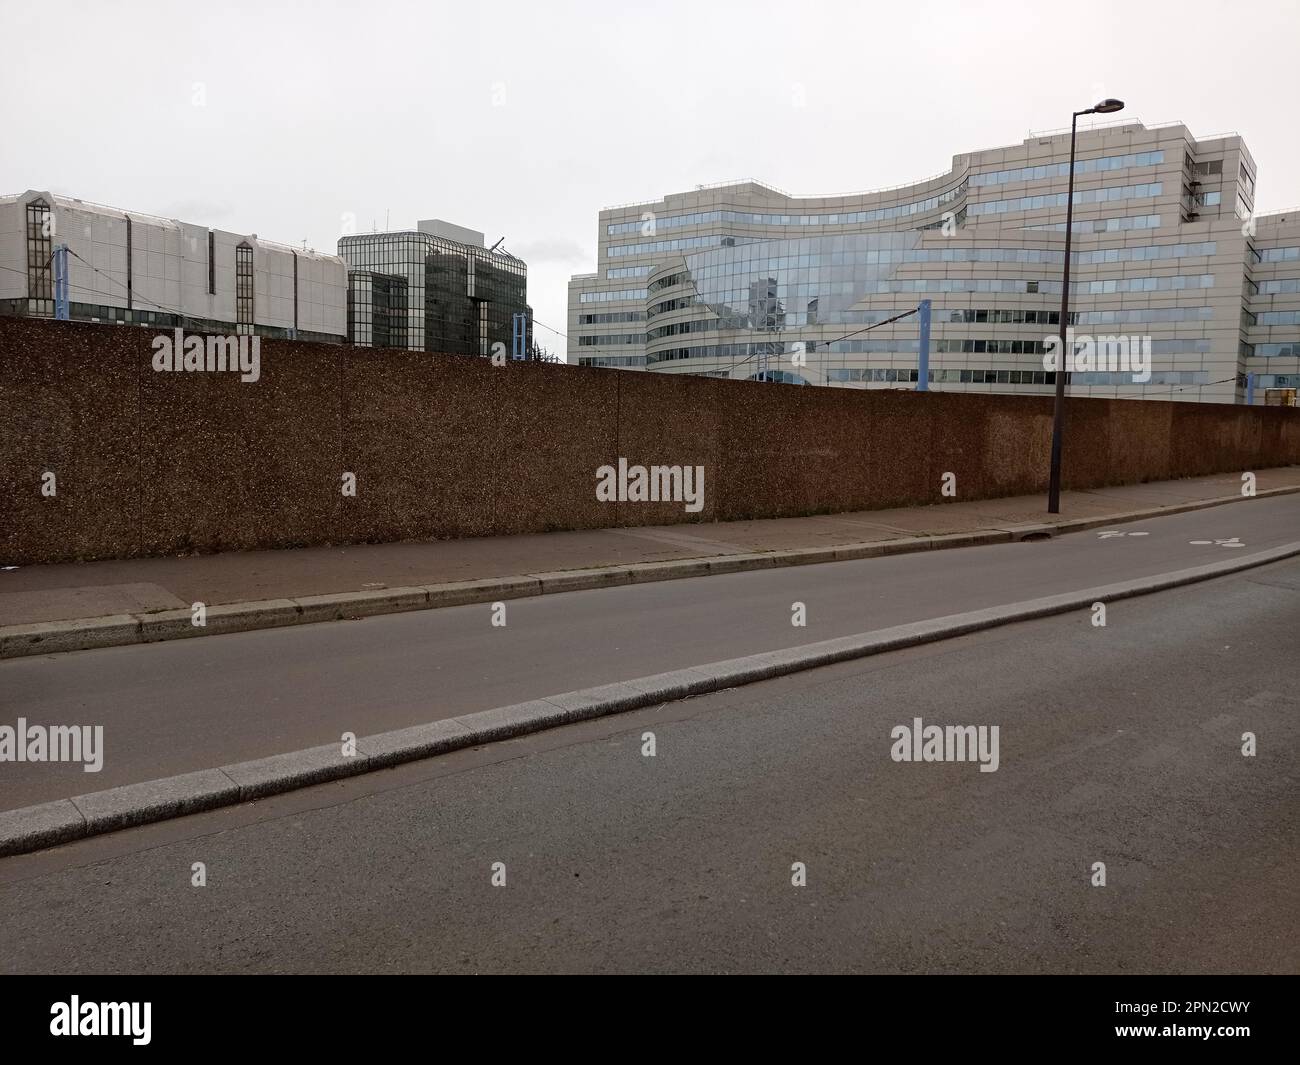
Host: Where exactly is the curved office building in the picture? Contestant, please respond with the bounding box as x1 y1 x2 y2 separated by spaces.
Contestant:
569 121 1300 404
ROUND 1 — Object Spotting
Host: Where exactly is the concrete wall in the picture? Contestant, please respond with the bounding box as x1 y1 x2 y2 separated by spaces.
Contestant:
2 316 1297 565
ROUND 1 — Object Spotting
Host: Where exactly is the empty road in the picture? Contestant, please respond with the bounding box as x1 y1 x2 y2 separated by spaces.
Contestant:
0 557 1297 972
0 494 1297 809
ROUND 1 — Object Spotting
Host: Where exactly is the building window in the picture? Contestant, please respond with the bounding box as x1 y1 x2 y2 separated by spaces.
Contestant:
235 242 254 334
26 199 54 316
208 231 216 294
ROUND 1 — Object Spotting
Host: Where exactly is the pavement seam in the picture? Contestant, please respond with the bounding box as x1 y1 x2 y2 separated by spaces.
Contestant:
1 539 1297 858
0 484 1296 660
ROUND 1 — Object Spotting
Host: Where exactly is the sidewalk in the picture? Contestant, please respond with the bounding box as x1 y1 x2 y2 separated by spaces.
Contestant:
2 468 1297 654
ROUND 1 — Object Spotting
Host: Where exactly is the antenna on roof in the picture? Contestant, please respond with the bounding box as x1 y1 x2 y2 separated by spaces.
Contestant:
489 236 505 252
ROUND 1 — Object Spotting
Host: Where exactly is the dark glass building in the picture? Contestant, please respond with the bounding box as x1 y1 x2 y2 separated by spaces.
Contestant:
340 220 530 356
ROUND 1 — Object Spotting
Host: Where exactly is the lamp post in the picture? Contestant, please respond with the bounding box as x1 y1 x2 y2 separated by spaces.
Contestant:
1047 97 1125 513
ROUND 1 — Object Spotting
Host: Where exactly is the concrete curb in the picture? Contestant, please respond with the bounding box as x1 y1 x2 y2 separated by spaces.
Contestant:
1 485 1296 661
2 538 1297 858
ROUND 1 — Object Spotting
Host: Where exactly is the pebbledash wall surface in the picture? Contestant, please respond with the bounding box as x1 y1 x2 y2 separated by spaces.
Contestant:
2 316 1297 565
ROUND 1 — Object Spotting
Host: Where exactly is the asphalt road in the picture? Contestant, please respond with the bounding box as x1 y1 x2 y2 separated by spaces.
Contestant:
0 494 1296 809
0 558 1295 973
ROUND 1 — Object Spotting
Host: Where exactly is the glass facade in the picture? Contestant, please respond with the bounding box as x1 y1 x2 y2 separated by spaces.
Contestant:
26 199 53 317
663 234 1218 336
641 224 1231 371
680 232 924 330
348 271 410 350
572 123 1296 403
235 242 254 335
340 231 528 355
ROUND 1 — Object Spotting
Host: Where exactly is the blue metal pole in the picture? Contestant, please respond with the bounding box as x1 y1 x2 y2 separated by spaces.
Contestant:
54 244 70 320
916 298 931 391
511 312 525 359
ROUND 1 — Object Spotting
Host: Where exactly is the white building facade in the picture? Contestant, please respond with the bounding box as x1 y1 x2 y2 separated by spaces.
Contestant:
569 122 1300 405
0 190 347 342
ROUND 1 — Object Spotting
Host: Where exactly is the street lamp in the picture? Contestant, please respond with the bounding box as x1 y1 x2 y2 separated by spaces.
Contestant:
1047 97 1125 513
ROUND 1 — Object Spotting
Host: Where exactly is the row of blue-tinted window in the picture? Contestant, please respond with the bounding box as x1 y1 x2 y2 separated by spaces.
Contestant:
676 238 1213 276
1074 371 1210 385
816 338 1212 356
642 304 1218 342
610 235 740 258
607 266 653 278
1253 311 1300 325
648 272 689 294
970 150 1164 188
578 288 643 303
577 355 646 367
647 296 693 319
1258 247 1300 262
1257 278 1300 295
945 306 1214 325
827 368 1057 384
823 367 1208 386
939 339 1045 355
577 311 644 324
875 240 1215 266
604 184 966 237
649 318 741 340
871 273 1215 295
970 183 1162 216
828 368 929 382
1249 342 1300 357
645 336 1220 363
676 273 1220 316
1021 214 1161 233
1075 241 1215 264
938 338 1211 355
646 344 768 363
577 333 644 346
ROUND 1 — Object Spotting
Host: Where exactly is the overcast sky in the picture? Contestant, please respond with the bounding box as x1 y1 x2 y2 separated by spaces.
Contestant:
3 0 1298 358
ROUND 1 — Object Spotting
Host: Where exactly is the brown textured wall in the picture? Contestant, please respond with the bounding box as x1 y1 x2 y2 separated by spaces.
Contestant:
2 316 1297 565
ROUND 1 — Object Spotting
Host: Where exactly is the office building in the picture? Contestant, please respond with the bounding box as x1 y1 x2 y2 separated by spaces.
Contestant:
568 122 1300 404
341 219 530 356
0 189 347 342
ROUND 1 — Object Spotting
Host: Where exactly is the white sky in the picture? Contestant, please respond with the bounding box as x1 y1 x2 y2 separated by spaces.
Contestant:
3 0 1298 358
